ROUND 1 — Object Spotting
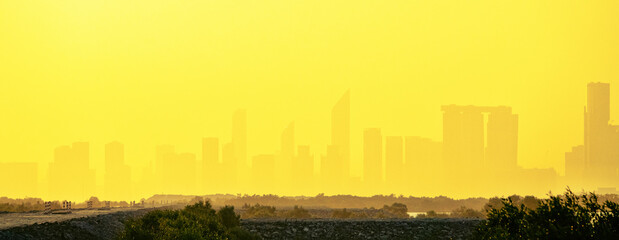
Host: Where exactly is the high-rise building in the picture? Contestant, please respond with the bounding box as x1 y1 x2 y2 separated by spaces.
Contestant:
232 109 247 168
48 142 95 201
320 144 341 194
104 142 132 200
252 154 275 194
72 142 90 172
331 90 350 181
104 142 131 200
222 142 237 189
385 136 403 188
161 149 197 194
363 128 382 190
232 109 247 192
176 153 197 194
155 144 175 193
202 137 220 192
486 107 519 172
565 145 585 187
202 138 219 170
442 106 484 175
442 105 519 195
295 145 314 192
279 122 295 188
584 82 618 187
460 109 485 170
404 136 443 194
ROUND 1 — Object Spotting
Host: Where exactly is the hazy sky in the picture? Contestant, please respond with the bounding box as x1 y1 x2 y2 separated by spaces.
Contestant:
1 0 618 185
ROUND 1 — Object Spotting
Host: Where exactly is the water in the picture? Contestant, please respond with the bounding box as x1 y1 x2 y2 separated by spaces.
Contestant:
407 211 451 218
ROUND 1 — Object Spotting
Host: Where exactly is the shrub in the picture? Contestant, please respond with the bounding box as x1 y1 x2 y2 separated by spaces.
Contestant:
119 201 260 240
283 205 312 219
218 205 240 229
382 202 409 218
242 204 277 219
474 189 619 240
450 206 484 219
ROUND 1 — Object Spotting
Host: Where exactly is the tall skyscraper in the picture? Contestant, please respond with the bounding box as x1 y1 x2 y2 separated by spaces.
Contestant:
331 90 350 181
72 142 90 173
385 136 403 188
279 122 295 188
161 149 197 194
404 136 443 194
104 141 131 200
202 137 220 192
584 82 618 187
155 144 175 192
232 109 247 168
442 106 463 174
48 142 95 201
565 145 585 187
295 145 314 192
252 154 275 194
460 109 484 170
222 142 237 189
442 105 519 195
363 128 382 190
321 144 341 194
486 107 519 172
232 109 247 191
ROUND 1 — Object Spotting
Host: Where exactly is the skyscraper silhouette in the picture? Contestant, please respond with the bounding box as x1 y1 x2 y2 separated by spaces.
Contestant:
404 136 443 194
331 90 350 182
202 137 220 192
232 109 247 191
486 107 519 172
222 142 237 188
295 145 314 192
385 136 403 190
565 145 585 187
252 154 275 194
233 109 247 168
584 82 618 188
155 144 175 192
48 142 95 201
442 105 519 195
442 106 483 179
321 144 342 194
363 128 382 190
161 149 197 194
279 122 295 190
104 141 131 200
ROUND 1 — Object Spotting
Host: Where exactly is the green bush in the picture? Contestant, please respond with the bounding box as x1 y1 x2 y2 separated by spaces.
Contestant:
242 204 277 218
381 202 409 218
119 201 260 240
218 205 241 229
450 206 484 219
474 189 619 240
283 205 312 219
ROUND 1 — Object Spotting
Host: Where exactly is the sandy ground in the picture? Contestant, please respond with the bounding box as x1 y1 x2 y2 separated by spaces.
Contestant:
0 208 143 230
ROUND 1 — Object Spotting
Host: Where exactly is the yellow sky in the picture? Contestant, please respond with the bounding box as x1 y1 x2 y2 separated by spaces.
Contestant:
1 0 618 191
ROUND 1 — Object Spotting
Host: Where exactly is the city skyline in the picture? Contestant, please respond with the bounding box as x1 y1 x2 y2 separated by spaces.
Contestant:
2 83 617 201
1 0 619 203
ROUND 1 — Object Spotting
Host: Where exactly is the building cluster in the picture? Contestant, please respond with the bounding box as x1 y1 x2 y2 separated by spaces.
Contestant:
1 83 617 200
565 83 619 194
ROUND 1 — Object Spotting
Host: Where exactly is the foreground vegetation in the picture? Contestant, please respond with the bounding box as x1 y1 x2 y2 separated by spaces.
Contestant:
475 189 619 239
119 201 260 240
